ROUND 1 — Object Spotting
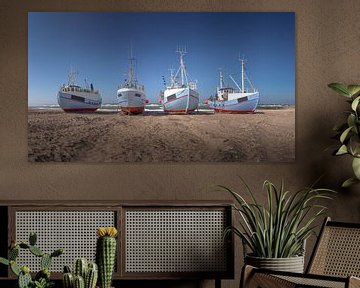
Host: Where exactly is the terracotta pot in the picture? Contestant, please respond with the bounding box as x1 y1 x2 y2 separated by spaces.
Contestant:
245 254 305 273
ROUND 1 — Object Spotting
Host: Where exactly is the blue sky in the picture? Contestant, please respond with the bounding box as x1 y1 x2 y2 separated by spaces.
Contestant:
28 12 294 105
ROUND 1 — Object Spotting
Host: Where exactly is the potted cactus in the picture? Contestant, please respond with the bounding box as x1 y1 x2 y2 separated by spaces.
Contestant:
62 258 98 288
0 232 63 288
96 227 118 288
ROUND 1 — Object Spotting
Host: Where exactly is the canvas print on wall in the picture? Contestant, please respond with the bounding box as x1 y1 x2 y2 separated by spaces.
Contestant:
28 12 295 162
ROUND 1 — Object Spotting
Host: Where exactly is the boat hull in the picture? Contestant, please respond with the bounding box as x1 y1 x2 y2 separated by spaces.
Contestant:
207 92 259 113
117 88 146 114
163 87 199 113
57 91 102 112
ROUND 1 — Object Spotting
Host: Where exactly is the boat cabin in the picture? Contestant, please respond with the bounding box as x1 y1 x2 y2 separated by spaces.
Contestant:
217 87 234 101
61 85 99 94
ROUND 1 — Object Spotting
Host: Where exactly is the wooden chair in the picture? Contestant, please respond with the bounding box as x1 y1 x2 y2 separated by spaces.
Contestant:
241 217 360 288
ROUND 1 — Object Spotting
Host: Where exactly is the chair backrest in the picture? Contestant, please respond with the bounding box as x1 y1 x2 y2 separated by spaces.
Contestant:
307 217 360 277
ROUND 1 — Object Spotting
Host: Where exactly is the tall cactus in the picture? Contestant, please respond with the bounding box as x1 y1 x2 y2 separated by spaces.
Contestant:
96 227 118 288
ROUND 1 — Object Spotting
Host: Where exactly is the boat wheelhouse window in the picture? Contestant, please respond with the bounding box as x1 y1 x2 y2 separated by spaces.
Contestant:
118 94 122 97
167 94 177 101
238 97 248 103
135 93 141 97
71 95 85 102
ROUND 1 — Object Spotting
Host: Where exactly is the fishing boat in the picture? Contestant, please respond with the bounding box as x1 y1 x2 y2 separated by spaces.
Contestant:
206 58 259 113
117 50 147 114
161 47 199 113
57 67 102 112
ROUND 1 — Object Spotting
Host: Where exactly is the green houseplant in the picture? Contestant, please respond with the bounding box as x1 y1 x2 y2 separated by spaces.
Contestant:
328 83 360 187
221 179 334 272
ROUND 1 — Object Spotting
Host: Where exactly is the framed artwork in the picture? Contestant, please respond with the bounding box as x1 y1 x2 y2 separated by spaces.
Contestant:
28 12 295 162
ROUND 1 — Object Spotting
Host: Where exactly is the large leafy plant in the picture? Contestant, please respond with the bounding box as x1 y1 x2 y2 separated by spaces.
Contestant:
221 179 334 258
328 83 360 187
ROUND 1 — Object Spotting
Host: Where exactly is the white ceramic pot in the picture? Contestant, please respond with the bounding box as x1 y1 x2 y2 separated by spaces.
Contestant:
245 254 305 273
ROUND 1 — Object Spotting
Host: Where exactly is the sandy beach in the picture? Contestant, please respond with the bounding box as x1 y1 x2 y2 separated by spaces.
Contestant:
28 108 295 162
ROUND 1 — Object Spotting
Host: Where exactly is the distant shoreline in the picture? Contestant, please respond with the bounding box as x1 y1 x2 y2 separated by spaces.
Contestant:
28 103 295 113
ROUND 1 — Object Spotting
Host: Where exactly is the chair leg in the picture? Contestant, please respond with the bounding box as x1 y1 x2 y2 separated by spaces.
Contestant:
215 278 221 288
240 265 255 288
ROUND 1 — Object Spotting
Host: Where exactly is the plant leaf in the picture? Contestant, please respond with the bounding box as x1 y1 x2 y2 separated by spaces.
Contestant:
336 144 348 155
340 126 353 143
347 85 360 97
347 114 356 128
349 135 360 157
328 83 350 97
351 96 360 111
352 157 360 179
342 177 360 188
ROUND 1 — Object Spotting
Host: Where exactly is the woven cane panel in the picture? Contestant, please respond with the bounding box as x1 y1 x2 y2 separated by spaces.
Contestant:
277 275 345 288
125 210 227 273
310 226 360 277
15 211 115 272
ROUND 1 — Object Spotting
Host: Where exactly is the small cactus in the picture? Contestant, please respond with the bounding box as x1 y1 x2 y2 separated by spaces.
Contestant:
96 227 118 288
63 265 72 273
63 272 74 288
18 269 32 288
29 232 37 246
29 245 44 257
85 263 98 288
74 275 85 288
74 258 87 279
51 248 64 258
0 232 63 288
41 253 52 270
63 259 98 288
9 246 19 260
10 260 20 276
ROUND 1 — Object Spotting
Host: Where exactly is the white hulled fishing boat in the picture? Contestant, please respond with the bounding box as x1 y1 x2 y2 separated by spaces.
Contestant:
206 58 259 113
57 68 102 112
117 50 147 114
161 47 199 113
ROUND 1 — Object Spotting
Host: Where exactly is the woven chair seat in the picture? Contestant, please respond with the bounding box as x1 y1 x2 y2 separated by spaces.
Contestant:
241 218 360 288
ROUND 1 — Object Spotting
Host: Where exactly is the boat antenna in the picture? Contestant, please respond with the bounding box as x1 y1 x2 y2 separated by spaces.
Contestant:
176 45 188 86
68 65 78 86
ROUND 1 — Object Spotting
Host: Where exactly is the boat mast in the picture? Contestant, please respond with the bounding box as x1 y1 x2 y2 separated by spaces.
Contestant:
219 69 224 89
240 57 245 93
176 46 188 86
128 46 135 86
